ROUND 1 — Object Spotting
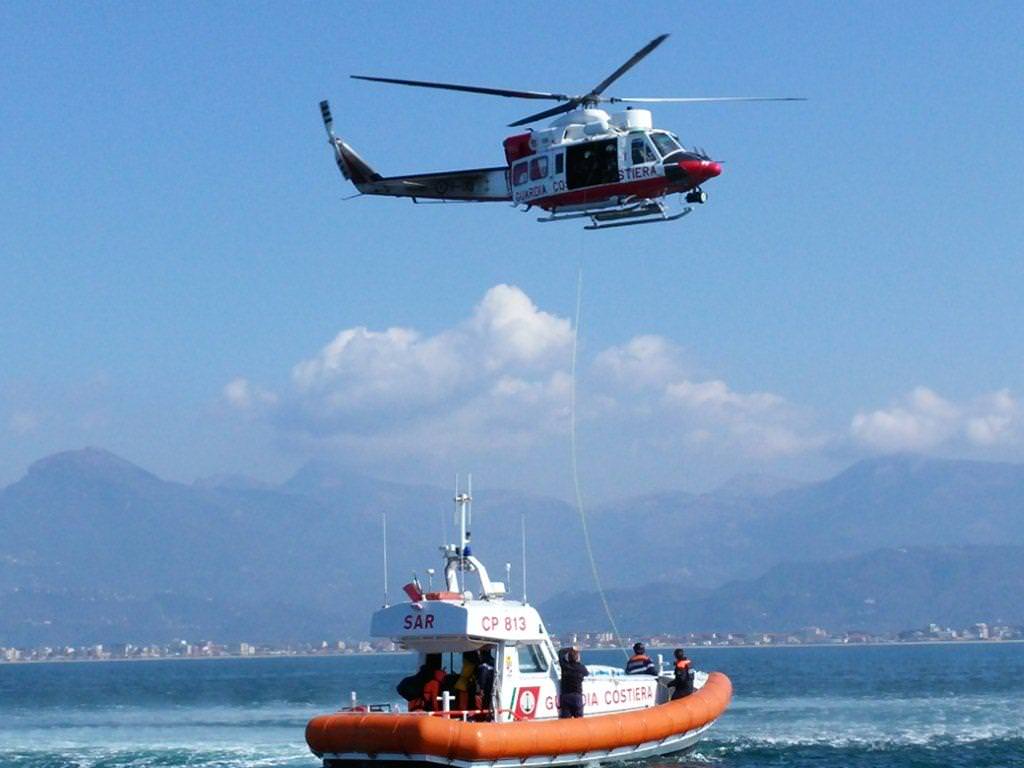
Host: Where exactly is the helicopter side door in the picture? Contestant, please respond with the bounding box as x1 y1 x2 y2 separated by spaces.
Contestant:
550 151 566 195
565 139 619 190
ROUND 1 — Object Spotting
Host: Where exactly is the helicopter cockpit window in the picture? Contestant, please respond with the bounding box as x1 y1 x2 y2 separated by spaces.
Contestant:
650 132 682 159
631 138 656 164
512 161 529 186
529 156 549 180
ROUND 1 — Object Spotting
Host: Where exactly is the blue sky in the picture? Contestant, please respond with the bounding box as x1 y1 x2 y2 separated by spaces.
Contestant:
2 2 1023 498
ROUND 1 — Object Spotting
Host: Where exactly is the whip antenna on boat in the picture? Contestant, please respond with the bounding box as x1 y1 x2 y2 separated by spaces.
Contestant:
441 479 450 545
521 513 528 603
382 512 390 607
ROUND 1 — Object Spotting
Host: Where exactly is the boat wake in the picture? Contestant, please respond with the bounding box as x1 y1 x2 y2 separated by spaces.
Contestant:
0 745 312 768
2 637 1021 768
683 696 1024 768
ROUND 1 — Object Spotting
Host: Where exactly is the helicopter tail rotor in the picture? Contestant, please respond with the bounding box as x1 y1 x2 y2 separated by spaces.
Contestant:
320 99 335 138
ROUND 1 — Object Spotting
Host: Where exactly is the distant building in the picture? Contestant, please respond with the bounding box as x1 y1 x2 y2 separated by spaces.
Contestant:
798 627 827 643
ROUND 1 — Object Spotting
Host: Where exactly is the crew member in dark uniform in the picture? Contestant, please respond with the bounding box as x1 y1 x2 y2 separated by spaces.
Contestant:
667 648 694 700
476 646 496 717
558 646 589 718
625 642 657 675
399 653 443 711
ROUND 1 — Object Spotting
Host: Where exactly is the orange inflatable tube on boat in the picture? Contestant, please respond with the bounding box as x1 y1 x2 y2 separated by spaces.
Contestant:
306 671 732 761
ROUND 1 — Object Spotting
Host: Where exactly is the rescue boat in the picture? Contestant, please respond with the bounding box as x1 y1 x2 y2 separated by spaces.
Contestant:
306 486 731 767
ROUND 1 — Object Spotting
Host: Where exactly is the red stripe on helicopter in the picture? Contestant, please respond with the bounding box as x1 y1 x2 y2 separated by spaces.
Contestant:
535 177 690 210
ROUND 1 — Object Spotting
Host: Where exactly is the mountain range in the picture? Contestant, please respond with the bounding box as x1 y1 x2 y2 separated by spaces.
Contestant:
1 448 1022 646
540 544 1024 634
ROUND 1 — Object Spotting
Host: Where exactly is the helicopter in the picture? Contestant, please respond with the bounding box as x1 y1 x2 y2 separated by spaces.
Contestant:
320 34 803 230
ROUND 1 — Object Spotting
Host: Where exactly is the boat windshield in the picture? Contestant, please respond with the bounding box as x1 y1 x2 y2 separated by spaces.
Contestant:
517 643 549 673
650 132 683 159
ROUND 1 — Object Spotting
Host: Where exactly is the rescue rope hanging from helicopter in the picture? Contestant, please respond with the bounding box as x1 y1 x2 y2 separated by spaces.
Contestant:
569 253 629 658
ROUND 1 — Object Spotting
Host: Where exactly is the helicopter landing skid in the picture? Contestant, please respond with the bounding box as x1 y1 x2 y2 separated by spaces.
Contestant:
537 199 693 230
584 204 693 230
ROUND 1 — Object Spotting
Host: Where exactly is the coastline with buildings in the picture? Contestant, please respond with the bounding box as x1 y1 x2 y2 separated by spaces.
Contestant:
3 622 1020 664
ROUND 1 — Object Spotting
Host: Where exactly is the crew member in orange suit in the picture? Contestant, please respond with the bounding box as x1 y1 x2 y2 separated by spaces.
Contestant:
667 648 694 700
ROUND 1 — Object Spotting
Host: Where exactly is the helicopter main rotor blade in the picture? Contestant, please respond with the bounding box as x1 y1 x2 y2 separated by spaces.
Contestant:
607 96 807 103
508 99 584 128
586 33 670 98
350 75 569 101
506 33 673 125
352 36 802 128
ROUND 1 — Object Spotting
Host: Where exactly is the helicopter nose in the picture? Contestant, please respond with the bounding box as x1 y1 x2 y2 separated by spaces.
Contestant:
678 158 722 182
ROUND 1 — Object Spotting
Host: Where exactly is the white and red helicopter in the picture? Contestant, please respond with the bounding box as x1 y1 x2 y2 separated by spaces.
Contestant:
320 34 802 230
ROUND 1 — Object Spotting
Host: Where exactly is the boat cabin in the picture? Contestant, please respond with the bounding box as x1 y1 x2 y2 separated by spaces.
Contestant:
373 544 666 722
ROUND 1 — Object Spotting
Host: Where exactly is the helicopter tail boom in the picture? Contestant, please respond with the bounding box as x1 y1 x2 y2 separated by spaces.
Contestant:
334 140 381 186
319 99 511 202
320 100 381 186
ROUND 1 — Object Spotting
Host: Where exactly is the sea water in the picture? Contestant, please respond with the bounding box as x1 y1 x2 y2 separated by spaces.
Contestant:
0 643 1021 768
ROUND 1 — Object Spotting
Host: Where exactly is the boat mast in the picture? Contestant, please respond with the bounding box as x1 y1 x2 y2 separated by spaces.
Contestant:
454 475 472 594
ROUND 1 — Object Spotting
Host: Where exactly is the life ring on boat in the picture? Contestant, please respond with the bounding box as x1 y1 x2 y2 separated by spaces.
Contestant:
306 671 731 762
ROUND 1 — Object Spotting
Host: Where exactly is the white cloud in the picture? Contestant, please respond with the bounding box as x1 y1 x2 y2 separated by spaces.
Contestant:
469 284 573 370
965 389 1019 446
224 285 825 472
588 336 821 460
592 335 686 390
255 285 578 461
281 370 572 463
850 387 959 452
291 326 462 413
284 285 571 426
851 386 1021 452
663 379 820 458
223 377 277 411
665 379 785 414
